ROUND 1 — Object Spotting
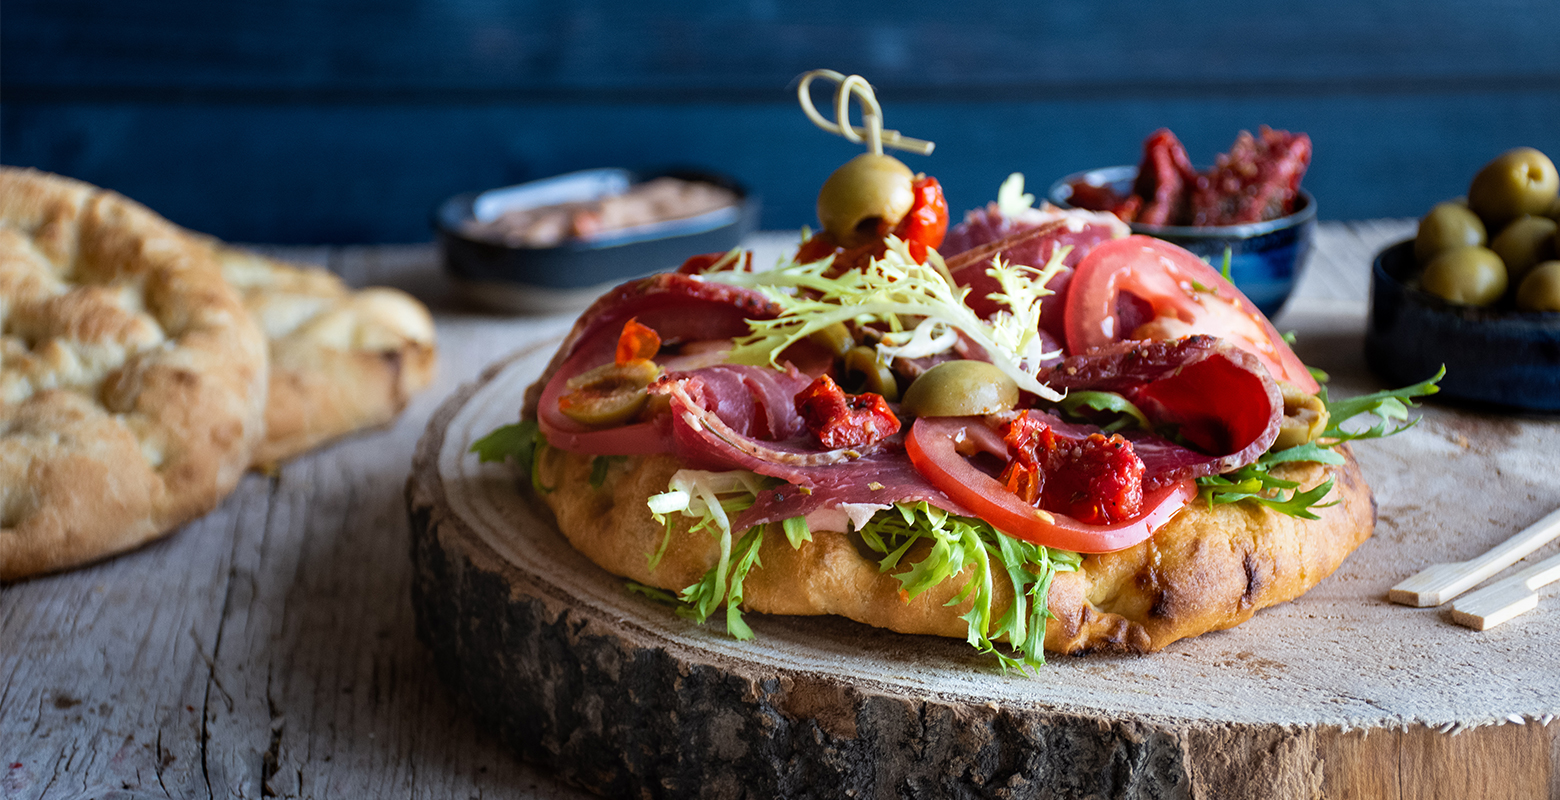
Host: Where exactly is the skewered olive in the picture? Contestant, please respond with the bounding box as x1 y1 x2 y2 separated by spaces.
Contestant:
1490 215 1558 284
1273 382 1330 450
1467 147 1560 229
900 360 1018 417
1516 261 1560 312
1414 201 1486 264
558 359 662 426
1420 246 1508 306
843 345 900 401
817 153 914 248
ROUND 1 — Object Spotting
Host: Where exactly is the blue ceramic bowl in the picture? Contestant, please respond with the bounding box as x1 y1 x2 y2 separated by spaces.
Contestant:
1366 239 1560 413
436 167 758 313
1048 165 1316 317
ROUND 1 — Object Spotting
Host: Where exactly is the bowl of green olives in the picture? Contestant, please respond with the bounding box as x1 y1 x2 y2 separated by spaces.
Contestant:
1365 147 1560 412
1049 165 1316 316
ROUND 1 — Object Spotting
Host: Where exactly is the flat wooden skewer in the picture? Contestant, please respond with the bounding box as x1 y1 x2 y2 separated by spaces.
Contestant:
1388 507 1560 607
1448 550 1560 630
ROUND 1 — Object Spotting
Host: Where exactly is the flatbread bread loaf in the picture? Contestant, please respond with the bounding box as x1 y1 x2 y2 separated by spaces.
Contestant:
532 446 1374 653
0 167 269 580
212 246 436 467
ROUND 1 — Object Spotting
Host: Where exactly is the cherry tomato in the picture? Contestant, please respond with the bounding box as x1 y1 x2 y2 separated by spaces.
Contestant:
1064 236 1318 393
905 416 1194 553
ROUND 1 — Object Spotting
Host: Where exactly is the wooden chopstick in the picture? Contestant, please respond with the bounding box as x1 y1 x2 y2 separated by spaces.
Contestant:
1389 507 1560 607
1449 551 1560 630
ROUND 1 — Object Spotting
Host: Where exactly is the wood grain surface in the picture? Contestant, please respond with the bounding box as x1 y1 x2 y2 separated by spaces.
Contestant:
5 224 1560 799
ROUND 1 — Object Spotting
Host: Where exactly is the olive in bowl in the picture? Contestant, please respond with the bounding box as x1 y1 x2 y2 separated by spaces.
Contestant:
1366 240 1560 412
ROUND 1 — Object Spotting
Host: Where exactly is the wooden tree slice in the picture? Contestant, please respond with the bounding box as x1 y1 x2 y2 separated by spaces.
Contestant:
408 334 1560 799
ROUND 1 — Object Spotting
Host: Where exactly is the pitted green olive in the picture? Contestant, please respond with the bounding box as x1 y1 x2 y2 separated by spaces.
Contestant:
1414 201 1486 264
1516 261 1560 312
807 322 855 358
843 345 900 401
558 359 662 426
1467 147 1560 229
1420 246 1508 306
900 360 1018 418
1490 215 1557 284
1273 382 1330 450
817 153 915 248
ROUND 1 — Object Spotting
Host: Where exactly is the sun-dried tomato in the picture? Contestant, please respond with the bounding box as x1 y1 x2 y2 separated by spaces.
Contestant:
1001 417 1145 526
1190 126 1312 225
614 317 661 365
794 374 900 449
1132 128 1199 226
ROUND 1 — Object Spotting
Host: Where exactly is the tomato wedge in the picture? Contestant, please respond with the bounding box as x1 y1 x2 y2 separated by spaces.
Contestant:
905 416 1194 553
1064 236 1318 393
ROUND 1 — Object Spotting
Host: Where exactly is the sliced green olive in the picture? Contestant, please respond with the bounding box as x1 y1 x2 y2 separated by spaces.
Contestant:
817 153 914 248
843 345 899 402
1468 147 1560 229
1516 261 1560 312
1273 382 1330 450
1420 246 1508 306
806 322 855 358
1490 215 1557 284
558 359 662 426
900 360 1018 417
1415 201 1486 264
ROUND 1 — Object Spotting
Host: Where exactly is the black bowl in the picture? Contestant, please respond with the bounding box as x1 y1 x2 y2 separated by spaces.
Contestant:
1048 165 1316 317
435 167 759 313
1366 239 1560 412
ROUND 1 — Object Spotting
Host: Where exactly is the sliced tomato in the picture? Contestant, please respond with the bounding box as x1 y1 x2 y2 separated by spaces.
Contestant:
905 416 1194 553
1064 235 1318 393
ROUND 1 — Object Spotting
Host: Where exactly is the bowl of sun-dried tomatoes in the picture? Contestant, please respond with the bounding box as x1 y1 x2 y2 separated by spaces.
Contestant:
1049 127 1315 316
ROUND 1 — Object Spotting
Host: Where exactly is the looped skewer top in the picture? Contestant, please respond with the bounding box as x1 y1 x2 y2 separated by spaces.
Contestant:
796 69 935 157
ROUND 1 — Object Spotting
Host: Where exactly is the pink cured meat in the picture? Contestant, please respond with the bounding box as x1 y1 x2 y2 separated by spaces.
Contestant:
524 272 781 420
941 204 1127 339
1036 336 1283 485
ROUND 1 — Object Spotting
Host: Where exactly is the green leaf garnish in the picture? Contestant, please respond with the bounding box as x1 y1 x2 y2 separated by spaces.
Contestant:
589 455 626 488
1056 390 1152 433
470 419 554 493
1320 366 1444 442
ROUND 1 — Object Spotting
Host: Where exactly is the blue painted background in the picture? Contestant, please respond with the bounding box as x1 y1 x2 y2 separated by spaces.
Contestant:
5 1 1559 244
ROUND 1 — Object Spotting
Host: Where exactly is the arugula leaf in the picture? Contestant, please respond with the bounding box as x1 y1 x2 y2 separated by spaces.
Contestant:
1056 390 1152 433
471 420 538 465
1320 366 1444 442
857 501 1081 672
589 455 626 488
470 419 554 493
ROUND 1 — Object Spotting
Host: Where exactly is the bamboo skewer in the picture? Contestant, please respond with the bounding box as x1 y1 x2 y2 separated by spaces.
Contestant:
1449 551 1560 630
1388 507 1560 607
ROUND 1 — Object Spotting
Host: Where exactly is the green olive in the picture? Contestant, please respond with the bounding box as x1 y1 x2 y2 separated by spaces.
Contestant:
817 153 914 248
1273 382 1330 450
1467 147 1560 229
1516 261 1560 312
1490 215 1558 284
806 322 855 358
558 359 662 426
900 360 1018 418
1414 201 1486 264
1420 246 1508 306
843 345 899 401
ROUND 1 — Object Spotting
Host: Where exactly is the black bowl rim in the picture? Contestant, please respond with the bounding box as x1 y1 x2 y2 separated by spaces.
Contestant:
1373 238 1560 328
1047 164 1316 239
432 166 755 254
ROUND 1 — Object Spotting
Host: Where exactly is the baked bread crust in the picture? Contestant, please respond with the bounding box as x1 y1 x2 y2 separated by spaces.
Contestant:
531 445 1374 654
212 246 436 467
0 167 269 580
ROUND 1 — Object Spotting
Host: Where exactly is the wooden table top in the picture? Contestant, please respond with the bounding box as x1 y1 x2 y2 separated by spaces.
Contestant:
5 221 1556 798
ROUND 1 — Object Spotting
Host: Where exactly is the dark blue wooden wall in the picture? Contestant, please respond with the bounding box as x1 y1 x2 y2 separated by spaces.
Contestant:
5 1 1559 244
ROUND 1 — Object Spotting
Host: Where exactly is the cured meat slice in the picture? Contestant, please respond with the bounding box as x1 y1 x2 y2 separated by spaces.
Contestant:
941 205 1127 337
1038 335 1283 484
